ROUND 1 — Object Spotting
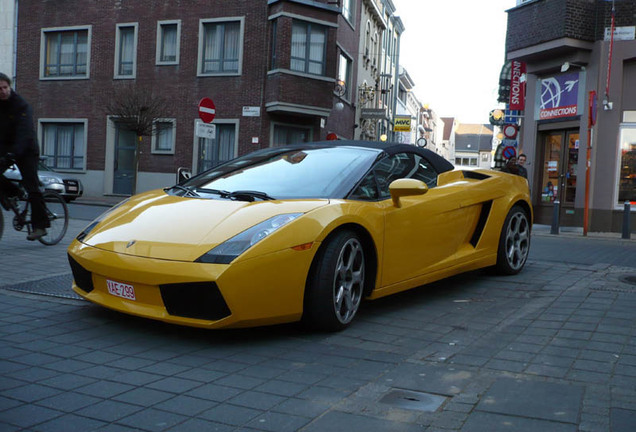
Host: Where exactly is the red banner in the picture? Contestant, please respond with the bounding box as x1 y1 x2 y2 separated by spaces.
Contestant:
509 61 526 110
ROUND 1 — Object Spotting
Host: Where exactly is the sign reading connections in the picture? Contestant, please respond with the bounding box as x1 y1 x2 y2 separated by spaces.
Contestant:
539 73 579 120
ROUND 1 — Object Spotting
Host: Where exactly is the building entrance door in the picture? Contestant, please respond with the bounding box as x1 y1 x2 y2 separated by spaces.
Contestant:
536 129 580 226
113 123 137 195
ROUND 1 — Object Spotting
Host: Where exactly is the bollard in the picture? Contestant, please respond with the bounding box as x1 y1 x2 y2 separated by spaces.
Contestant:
623 201 631 240
551 200 560 235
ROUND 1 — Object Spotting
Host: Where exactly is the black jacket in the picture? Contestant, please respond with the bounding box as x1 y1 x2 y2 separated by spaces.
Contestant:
0 91 39 159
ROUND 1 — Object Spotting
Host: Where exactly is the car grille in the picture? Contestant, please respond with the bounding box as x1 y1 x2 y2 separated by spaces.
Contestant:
63 179 80 194
160 282 231 321
68 255 94 293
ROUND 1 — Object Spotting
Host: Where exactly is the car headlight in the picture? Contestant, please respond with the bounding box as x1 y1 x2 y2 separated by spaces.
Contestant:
196 213 303 264
40 176 62 185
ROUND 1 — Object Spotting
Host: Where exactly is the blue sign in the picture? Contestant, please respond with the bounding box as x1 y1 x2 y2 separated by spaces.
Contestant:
539 72 579 120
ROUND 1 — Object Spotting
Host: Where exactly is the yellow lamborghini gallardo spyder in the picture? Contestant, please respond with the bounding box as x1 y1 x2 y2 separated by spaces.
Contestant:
68 141 532 331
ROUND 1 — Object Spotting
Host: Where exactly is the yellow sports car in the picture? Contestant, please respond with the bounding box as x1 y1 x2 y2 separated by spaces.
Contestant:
68 141 531 331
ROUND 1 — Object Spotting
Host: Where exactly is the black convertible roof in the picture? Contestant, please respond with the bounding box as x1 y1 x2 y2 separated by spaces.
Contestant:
289 140 455 174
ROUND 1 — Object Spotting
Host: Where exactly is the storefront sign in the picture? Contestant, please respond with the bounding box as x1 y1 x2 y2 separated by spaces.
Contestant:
509 61 526 110
539 73 579 120
361 108 388 119
393 116 412 132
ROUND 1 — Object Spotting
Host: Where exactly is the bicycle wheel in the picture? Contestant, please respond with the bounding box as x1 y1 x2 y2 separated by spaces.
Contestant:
38 192 69 245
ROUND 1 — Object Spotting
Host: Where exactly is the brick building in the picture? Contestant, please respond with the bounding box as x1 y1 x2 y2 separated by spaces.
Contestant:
505 0 635 233
13 0 367 197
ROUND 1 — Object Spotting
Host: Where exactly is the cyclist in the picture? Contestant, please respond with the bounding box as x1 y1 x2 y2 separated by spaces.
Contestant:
0 72 48 240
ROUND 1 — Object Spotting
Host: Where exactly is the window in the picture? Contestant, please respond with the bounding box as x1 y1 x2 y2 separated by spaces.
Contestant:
272 124 312 146
372 31 378 68
152 119 176 154
364 21 371 59
351 153 439 200
156 20 180 65
115 23 138 78
199 18 243 75
618 125 636 205
40 121 86 170
290 20 327 75
342 0 354 23
41 27 90 78
337 53 352 100
196 122 236 173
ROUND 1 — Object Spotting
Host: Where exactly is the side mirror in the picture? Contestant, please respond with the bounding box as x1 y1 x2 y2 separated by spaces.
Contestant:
389 178 428 207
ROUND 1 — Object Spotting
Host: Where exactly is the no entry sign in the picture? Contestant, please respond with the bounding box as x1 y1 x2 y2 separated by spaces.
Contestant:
198 97 216 123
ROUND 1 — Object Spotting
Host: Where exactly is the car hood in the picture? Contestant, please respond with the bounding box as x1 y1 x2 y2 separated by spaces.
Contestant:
82 189 329 261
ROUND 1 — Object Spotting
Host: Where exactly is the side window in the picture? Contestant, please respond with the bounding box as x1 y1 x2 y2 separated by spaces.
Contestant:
350 152 439 201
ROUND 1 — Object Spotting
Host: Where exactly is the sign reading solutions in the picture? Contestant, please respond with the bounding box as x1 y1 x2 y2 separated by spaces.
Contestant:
393 116 411 132
538 72 579 120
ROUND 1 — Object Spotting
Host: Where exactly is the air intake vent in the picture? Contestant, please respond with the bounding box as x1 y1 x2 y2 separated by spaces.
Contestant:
160 282 231 321
463 171 491 180
67 254 94 293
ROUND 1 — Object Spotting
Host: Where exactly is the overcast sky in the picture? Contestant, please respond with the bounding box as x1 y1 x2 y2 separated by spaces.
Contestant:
397 0 518 124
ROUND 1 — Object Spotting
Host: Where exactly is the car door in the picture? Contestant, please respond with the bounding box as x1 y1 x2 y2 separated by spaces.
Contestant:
373 153 473 287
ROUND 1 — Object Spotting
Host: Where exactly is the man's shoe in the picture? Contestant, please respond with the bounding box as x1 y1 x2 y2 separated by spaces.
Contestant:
27 228 47 241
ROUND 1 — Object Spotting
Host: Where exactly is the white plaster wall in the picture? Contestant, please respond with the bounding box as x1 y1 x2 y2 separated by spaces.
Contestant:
0 0 16 78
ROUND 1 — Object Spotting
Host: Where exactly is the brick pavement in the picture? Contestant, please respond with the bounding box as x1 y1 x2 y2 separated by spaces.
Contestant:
1 207 636 431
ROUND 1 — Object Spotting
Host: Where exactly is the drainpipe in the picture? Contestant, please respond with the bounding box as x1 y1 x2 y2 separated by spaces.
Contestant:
12 0 18 87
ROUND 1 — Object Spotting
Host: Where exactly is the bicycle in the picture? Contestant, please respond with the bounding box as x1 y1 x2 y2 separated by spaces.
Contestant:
1 165 69 245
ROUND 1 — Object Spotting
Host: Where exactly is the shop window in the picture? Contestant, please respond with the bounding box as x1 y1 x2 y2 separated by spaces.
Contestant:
618 125 636 205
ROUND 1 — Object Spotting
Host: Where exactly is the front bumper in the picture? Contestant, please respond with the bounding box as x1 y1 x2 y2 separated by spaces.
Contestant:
68 240 317 329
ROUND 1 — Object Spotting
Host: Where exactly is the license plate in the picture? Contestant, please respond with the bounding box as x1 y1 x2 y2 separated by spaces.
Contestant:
106 279 136 300
68 186 78 191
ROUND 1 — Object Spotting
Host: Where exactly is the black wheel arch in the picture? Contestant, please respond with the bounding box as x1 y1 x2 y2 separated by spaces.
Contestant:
304 223 378 303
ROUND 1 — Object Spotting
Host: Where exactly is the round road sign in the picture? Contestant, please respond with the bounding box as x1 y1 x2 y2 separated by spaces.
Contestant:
198 97 216 123
502 145 517 160
503 124 518 139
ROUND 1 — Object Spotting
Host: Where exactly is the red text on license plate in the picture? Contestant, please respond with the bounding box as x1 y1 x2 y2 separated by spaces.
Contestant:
106 280 136 300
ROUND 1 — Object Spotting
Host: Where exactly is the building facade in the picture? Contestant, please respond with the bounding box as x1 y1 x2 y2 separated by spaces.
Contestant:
14 0 368 198
454 124 493 169
0 0 16 79
505 0 635 233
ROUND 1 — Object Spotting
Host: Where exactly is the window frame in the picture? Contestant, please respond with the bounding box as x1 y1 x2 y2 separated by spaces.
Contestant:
290 19 328 76
114 22 139 79
337 50 353 101
616 122 636 208
342 0 355 25
156 20 181 65
151 118 177 154
192 119 239 173
197 17 245 77
40 26 92 80
37 118 88 172
270 122 313 147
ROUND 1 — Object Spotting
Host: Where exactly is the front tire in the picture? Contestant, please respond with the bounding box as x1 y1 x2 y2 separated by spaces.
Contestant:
495 205 530 275
38 192 69 245
303 230 365 331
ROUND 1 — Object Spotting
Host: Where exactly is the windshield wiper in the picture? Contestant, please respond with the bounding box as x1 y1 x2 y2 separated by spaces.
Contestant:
165 185 200 197
226 190 275 202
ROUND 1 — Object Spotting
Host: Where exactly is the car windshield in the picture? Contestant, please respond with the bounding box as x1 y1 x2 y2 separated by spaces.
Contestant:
179 146 381 199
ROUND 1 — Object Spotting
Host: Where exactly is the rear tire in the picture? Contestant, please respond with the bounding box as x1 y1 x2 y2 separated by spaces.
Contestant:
38 192 68 245
495 205 530 275
303 230 365 331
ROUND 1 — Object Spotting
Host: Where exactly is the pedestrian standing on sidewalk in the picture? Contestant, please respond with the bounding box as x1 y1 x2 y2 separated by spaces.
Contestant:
517 153 528 179
0 72 49 240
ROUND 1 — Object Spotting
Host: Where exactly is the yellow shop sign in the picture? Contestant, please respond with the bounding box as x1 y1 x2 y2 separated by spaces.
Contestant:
393 116 411 132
